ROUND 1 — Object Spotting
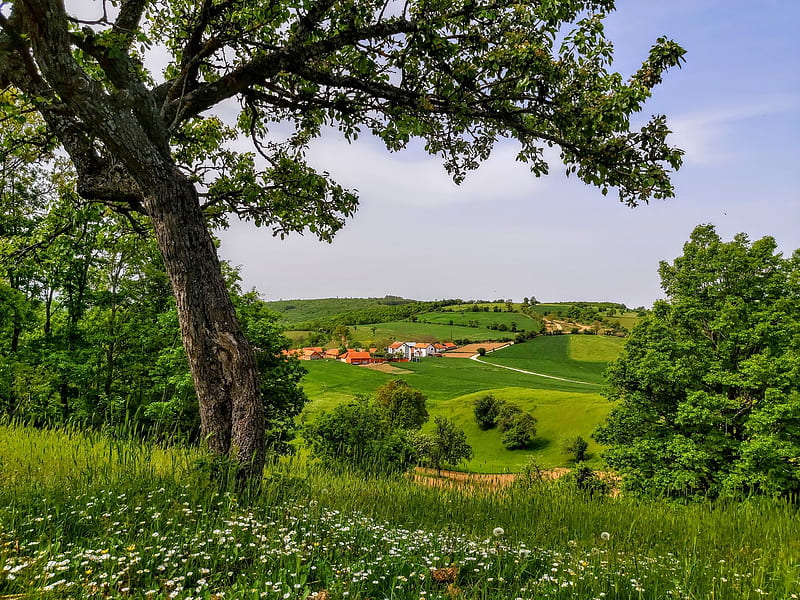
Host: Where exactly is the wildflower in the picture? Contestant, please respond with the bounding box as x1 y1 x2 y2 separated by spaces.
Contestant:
519 549 531 560
492 527 505 537
600 531 611 541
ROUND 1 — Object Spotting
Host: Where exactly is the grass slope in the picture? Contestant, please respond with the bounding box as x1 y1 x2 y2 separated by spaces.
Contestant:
418 310 541 331
428 387 611 471
482 336 621 384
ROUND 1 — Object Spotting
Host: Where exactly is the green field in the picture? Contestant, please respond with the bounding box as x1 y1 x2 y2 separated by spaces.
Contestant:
417 309 542 331
481 335 622 384
264 296 412 324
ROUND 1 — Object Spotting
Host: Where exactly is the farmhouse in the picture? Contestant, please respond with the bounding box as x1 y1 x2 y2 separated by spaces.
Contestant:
340 350 375 365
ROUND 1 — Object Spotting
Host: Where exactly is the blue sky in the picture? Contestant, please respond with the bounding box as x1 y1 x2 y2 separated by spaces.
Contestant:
217 0 800 308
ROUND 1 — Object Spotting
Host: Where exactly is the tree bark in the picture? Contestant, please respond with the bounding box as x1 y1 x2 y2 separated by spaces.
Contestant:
141 166 265 480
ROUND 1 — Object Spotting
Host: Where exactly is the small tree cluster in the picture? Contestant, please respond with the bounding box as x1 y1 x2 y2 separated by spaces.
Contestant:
474 397 538 450
304 399 416 475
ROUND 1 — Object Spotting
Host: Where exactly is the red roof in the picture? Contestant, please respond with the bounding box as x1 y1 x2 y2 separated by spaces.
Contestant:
388 342 404 349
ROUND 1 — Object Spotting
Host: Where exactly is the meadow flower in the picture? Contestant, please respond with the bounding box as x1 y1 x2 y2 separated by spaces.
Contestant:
492 527 505 537
600 532 611 541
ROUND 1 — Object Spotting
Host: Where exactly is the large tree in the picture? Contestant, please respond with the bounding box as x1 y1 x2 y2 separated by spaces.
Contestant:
595 225 800 498
0 0 685 479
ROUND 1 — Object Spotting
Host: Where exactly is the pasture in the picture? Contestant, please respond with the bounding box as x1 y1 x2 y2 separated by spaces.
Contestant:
480 335 623 384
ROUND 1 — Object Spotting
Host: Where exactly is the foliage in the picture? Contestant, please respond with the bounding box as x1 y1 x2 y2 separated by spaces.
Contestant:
562 435 590 462
473 394 505 430
0 170 305 445
304 397 416 474
412 416 473 473
501 412 538 450
374 379 429 430
595 225 800 498
564 463 612 497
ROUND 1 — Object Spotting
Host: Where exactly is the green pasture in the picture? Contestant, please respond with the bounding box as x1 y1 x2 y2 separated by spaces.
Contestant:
264 297 395 324
417 309 541 331
481 336 621 384
283 329 311 343
612 312 641 330
567 334 626 362
424 387 611 471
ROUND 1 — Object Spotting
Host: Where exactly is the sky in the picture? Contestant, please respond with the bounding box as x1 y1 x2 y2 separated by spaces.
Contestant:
215 0 800 308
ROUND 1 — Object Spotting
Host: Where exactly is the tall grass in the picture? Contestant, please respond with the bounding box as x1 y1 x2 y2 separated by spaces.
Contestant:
1 423 798 599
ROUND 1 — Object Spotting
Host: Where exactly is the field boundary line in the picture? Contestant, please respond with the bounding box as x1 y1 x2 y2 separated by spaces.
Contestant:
469 353 598 386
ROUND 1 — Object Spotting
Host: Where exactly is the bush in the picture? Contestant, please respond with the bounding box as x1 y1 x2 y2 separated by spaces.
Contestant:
477 347 487 356
374 380 428 430
562 435 589 462
566 464 611 497
501 412 537 450
304 400 416 475
473 394 504 430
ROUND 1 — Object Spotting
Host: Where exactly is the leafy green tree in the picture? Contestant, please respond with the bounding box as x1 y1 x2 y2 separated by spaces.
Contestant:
304 399 415 474
473 394 505 430
501 412 538 450
375 380 429 430
412 416 473 475
562 435 589 462
595 225 800 498
0 0 685 480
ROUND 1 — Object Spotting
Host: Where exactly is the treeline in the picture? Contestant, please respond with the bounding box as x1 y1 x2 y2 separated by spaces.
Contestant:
0 173 305 448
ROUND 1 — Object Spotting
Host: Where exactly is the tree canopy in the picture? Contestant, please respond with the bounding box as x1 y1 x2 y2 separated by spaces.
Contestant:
595 225 800 498
0 0 685 479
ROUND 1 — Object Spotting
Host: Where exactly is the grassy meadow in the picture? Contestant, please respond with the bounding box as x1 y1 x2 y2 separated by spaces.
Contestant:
300 336 622 471
417 310 542 331
481 335 624 384
1 422 798 600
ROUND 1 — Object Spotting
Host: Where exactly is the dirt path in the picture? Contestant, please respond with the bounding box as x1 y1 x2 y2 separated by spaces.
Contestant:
412 467 570 490
412 467 620 495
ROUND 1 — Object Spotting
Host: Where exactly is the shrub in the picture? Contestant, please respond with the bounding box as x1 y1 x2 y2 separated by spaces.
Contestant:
304 400 416 475
473 394 505 430
562 435 589 462
501 412 537 450
374 380 428 430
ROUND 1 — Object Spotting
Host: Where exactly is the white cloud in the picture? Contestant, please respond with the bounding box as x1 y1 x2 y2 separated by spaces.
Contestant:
668 94 800 166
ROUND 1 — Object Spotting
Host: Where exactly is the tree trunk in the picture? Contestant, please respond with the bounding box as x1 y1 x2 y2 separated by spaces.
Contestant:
142 168 265 480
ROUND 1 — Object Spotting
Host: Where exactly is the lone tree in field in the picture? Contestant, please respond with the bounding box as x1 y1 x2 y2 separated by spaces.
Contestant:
0 0 685 481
